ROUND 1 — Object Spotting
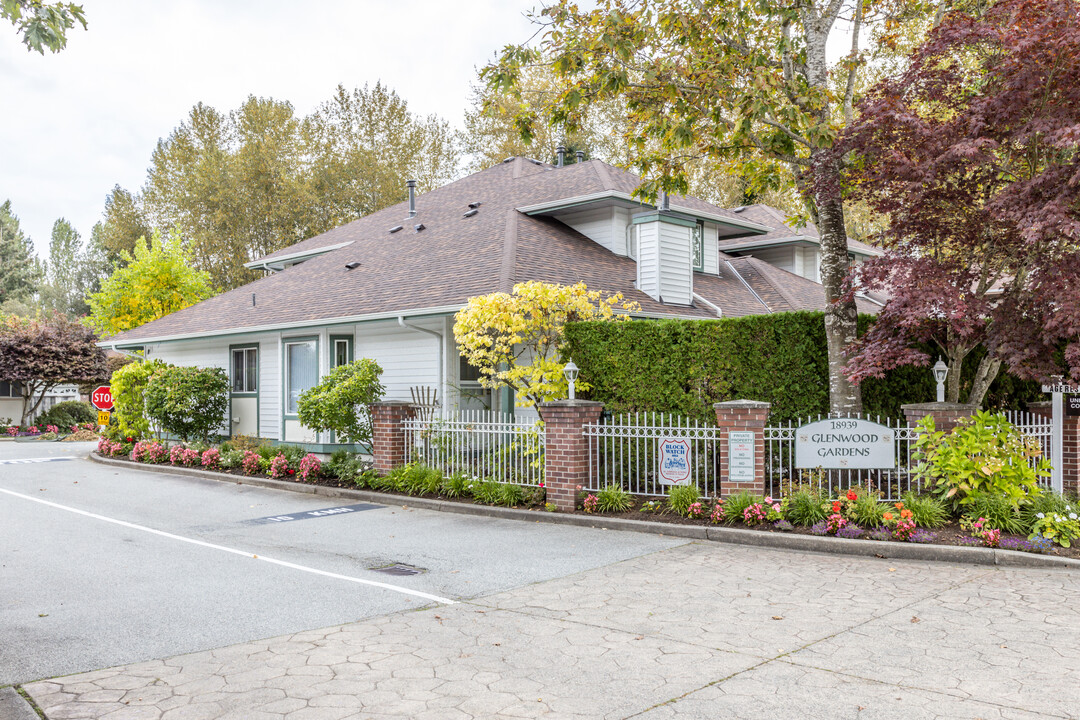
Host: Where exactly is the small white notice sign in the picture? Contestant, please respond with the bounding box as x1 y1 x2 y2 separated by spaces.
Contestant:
795 418 895 470
658 438 692 485
728 431 755 482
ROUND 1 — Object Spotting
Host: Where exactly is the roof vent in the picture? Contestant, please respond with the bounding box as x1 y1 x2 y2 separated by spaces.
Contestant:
463 209 478 218
575 150 585 163
556 145 566 167
468 201 482 209
345 261 361 270
406 179 418 218
389 225 403 233
732 206 746 213
414 223 425 232
502 157 515 163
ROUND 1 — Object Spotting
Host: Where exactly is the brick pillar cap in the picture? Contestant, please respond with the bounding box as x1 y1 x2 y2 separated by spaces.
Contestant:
372 400 414 407
538 400 604 409
714 400 770 410
901 402 978 412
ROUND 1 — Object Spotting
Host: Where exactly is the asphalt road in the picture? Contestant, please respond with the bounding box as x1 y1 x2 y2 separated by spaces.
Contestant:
0 440 685 685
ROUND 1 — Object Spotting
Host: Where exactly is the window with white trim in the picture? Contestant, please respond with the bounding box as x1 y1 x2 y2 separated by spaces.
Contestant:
0 381 23 398
285 340 317 414
692 220 704 272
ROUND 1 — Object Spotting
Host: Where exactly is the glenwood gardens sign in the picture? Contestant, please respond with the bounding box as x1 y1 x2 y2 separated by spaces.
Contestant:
795 418 896 470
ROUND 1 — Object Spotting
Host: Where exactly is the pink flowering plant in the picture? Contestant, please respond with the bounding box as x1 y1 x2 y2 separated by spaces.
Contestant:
269 454 290 479
6 426 17 436
582 493 599 513
961 516 1001 547
298 453 321 481
710 498 725 524
131 440 167 463
686 501 705 519
201 448 220 470
743 503 768 526
241 450 261 475
45 424 59 434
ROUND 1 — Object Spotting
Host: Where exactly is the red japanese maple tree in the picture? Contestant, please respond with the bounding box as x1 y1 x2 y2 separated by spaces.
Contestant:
830 0 1080 405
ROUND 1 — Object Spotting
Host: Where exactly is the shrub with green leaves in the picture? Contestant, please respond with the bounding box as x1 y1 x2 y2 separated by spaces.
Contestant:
470 478 502 505
965 494 1027 535
1021 492 1074 533
36 400 97 430
900 492 949 529
845 488 886 528
297 358 384 445
785 486 828 527
722 490 763 523
144 364 228 442
219 448 245 470
914 412 1046 514
1029 506 1080 547
596 484 633 513
111 359 169 440
667 484 700 516
496 483 525 507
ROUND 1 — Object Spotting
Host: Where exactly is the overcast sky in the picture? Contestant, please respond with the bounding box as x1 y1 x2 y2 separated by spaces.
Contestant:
0 0 537 257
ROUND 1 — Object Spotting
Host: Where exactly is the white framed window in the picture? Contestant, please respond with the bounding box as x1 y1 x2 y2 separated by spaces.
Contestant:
0 381 22 398
231 347 258 394
285 339 317 414
692 221 704 272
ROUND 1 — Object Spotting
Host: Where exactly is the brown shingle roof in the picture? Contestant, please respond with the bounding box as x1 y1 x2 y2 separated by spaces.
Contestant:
107 158 871 343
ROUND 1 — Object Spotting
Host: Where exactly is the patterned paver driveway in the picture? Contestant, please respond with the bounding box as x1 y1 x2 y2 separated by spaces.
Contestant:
25 542 1080 720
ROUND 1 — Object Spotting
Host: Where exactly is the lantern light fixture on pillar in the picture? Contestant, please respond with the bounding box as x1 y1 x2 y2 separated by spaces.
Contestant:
933 358 949 403
563 358 579 400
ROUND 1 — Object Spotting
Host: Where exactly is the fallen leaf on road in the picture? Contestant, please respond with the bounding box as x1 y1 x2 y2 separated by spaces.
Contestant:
911 617 920 623
771 616 784 620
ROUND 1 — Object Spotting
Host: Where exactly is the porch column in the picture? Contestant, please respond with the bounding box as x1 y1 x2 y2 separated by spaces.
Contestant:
537 400 604 512
901 402 977 434
370 401 415 475
714 400 770 497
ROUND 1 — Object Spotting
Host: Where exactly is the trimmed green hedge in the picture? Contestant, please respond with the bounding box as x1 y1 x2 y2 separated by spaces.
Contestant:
563 312 1041 424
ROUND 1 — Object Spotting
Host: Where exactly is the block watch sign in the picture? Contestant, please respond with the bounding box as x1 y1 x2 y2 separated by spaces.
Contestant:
728 431 755 482
658 438 692 485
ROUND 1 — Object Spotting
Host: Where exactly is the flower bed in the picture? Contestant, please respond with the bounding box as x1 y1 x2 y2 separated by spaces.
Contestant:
4 422 97 440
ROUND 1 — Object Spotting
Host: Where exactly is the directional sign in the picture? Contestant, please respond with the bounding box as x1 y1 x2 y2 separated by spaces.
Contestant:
91 385 113 411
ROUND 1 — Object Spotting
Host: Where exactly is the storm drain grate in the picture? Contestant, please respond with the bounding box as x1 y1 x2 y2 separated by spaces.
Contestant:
370 563 425 577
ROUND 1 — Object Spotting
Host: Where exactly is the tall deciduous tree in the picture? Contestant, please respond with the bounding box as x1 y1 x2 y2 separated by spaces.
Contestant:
86 228 214 336
0 312 106 425
835 0 1080 403
483 0 946 412
106 84 460 290
1 0 86 54
0 199 42 311
38 217 108 316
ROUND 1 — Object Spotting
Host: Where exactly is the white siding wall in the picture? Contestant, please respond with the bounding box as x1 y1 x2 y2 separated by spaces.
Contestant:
355 320 440 403
260 336 280 439
658 222 693 306
753 246 796 274
557 206 616 252
702 223 720 275
611 207 630 256
0 399 21 424
636 222 660 300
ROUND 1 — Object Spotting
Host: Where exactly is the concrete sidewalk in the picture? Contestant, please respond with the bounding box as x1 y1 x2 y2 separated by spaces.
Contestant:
23 541 1080 719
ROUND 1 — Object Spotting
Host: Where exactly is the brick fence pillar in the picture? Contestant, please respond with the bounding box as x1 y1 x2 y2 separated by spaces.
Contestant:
901 402 977 434
713 400 770 497
537 400 604 512
370 401 415 475
1030 402 1080 496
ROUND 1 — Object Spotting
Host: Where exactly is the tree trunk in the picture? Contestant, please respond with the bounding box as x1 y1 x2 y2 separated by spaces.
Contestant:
19 381 48 426
815 192 863 414
966 354 1001 407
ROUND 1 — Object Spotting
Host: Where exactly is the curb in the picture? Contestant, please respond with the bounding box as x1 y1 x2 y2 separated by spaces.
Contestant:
0 687 40 720
88 453 1080 571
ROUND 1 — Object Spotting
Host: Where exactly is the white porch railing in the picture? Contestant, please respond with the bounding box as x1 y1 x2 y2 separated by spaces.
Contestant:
402 409 544 486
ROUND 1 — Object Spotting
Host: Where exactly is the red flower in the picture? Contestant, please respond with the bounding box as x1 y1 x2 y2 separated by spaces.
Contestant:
831 501 842 513
846 489 857 501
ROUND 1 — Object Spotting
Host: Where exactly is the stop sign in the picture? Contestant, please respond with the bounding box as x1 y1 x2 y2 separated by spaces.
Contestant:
91 386 113 411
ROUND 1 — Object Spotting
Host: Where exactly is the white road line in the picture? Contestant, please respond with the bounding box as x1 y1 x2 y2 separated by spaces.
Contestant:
0 457 74 465
0 486 456 606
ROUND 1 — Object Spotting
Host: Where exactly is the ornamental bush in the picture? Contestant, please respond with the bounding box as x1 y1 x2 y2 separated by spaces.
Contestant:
35 400 96 430
111 359 169 440
144 364 229 442
913 412 1048 515
297 358 384 445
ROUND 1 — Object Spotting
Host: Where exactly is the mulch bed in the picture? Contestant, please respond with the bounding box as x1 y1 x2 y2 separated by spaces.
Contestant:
104 454 1080 560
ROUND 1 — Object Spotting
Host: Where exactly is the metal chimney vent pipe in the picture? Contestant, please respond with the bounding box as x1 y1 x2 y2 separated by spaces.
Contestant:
556 145 566 168
660 191 670 211
406 179 418 218
575 150 585 163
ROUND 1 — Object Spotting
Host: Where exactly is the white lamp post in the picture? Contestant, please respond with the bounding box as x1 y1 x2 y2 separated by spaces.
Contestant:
563 359 579 400
933 358 949 403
